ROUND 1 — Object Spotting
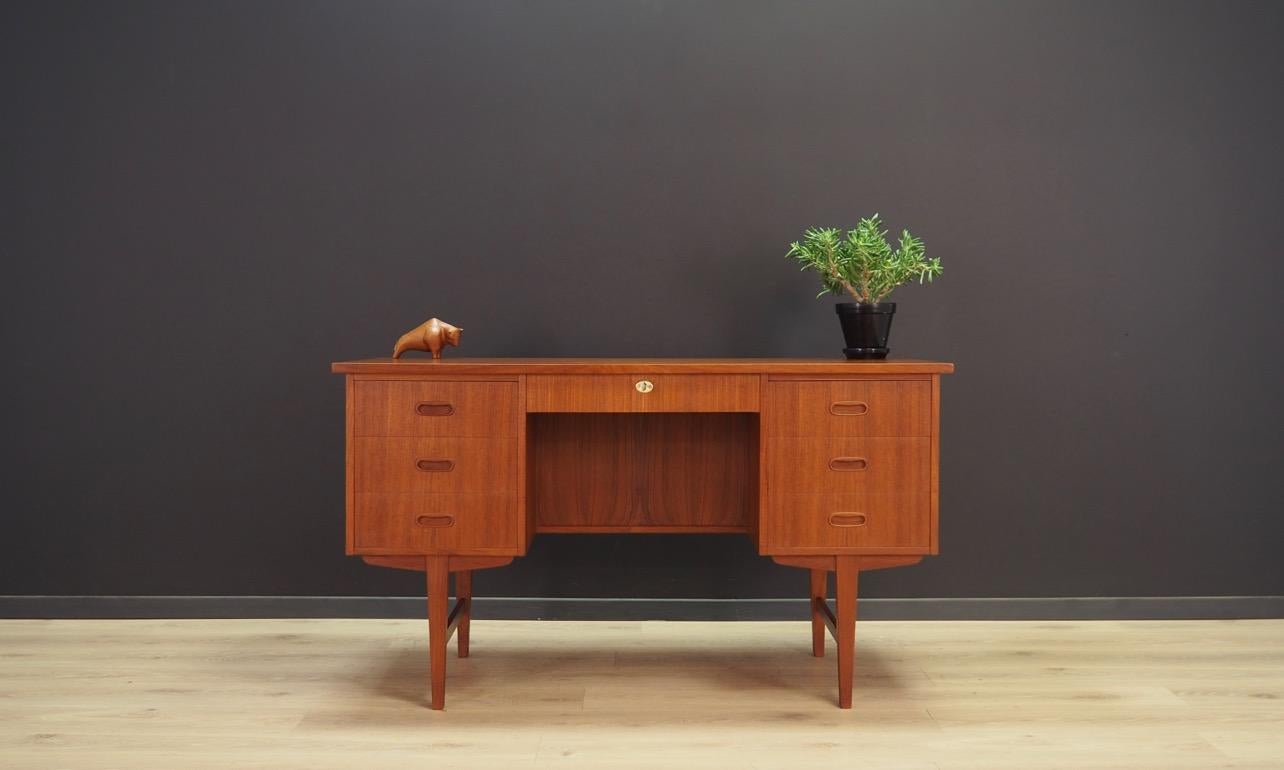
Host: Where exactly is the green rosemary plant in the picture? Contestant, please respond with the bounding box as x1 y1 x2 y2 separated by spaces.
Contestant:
787 214 942 303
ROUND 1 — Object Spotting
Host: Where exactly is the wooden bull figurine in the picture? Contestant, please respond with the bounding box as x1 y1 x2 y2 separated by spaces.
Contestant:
392 318 462 360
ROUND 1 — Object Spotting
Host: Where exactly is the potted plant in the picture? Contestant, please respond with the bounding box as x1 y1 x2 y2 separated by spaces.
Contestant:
787 214 942 359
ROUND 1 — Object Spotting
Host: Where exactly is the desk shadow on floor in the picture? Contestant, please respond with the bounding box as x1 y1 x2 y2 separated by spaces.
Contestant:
331 626 920 727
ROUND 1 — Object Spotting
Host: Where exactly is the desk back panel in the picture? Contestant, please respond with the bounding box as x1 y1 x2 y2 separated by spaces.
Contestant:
529 413 757 532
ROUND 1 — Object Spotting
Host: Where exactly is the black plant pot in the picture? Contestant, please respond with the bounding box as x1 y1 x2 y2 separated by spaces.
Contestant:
835 302 896 359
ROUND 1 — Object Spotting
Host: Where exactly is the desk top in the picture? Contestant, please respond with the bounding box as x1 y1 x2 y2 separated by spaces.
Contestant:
332 357 955 375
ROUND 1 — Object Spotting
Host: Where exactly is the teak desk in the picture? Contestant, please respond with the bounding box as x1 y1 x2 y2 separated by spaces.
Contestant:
331 358 954 709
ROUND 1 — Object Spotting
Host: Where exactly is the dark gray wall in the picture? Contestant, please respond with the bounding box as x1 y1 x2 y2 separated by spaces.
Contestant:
3 0 1281 603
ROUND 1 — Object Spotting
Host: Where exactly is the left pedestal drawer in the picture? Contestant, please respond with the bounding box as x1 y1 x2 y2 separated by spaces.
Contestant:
354 380 518 437
348 378 521 555
354 437 517 493
354 493 518 553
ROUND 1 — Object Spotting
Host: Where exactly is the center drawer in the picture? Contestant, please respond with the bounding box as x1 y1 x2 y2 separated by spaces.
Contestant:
526 374 759 412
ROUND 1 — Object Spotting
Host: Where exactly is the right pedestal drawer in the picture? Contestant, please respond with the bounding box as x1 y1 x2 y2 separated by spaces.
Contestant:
765 437 930 496
764 380 931 437
761 380 934 552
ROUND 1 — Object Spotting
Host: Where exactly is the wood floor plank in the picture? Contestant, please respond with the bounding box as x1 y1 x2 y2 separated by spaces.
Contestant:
0 619 1280 769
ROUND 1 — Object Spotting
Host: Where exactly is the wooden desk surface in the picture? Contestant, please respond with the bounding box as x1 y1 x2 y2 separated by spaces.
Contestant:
332 357 955 375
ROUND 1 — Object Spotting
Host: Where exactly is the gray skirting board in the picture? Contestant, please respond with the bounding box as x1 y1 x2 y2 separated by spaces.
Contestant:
1 595 1281 620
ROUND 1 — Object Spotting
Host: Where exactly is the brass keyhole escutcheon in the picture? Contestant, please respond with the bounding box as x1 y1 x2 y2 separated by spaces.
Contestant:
635 379 654 394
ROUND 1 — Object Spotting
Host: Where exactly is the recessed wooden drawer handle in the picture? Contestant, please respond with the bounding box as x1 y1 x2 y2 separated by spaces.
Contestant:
830 401 869 416
415 402 455 417
828 513 868 527
415 515 455 528
635 380 654 393
829 457 868 471
415 459 455 472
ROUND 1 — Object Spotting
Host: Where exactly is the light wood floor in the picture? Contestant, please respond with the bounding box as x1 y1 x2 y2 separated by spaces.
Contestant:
1 619 1281 769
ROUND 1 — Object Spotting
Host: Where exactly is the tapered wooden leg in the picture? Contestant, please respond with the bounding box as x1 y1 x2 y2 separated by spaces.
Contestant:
426 556 449 710
810 569 827 657
835 556 859 709
456 570 472 658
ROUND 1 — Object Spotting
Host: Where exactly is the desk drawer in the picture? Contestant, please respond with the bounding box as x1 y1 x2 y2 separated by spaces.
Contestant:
766 437 929 496
354 437 517 494
354 380 518 437
354 493 518 553
765 492 929 549
526 375 758 412
765 380 930 437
